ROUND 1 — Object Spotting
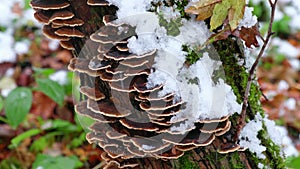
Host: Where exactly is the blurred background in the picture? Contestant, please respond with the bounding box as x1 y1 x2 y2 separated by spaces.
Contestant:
0 0 299 168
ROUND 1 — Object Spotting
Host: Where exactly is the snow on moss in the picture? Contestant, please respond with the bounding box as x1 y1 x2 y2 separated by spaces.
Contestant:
240 113 299 159
239 113 267 159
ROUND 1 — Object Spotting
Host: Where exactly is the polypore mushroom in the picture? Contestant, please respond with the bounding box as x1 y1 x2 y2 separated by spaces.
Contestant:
42 25 70 41
52 17 84 27
87 99 132 118
75 101 116 123
55 27 85 38
30 0 70 10
79 86 106 101
48 9 74 22
59 40 75 50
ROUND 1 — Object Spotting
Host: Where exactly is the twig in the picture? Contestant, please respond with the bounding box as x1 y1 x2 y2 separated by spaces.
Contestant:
234 0 278 141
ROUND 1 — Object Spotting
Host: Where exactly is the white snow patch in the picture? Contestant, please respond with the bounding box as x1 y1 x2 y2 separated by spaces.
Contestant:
284 98 296 110
142 144 156 150
277 80 289 91
159 5 181 22
14 40 30 55
48 39 60 51
0 31 17 63
106 0 153 18
238 7 258 29
239 113 266 159
49 70 68 85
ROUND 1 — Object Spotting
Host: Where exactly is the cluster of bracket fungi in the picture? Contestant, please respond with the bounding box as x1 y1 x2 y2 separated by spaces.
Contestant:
31 0 243 168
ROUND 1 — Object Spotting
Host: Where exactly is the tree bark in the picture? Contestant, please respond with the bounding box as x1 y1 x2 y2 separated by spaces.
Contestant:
39 1 285 168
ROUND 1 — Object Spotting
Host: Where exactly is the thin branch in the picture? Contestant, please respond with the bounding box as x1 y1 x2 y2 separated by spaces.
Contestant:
234 0 278 141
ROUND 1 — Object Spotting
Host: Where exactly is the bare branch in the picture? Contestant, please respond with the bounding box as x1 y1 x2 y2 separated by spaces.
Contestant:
234 0 278 141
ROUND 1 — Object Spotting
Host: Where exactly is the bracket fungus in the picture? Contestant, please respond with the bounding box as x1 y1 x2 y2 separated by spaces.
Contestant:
31 0 86 50
31 0 246 168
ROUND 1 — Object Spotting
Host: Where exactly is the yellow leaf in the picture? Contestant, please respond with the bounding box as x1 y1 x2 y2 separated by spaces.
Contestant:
228 0 246 30
185 0 221 19
210 0 231 30
196 4 216 20
193 0 222 8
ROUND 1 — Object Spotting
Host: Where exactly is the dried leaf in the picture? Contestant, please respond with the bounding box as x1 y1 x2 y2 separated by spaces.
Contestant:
196 5 216 20
232 25 260 48
210 0 231 30
185 0 221 20
228 0 246 30
191 0 221 9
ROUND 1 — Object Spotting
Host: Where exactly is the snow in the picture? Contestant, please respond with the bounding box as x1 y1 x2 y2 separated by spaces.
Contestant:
48 39 60 51
169 54 242 133
49 70 68 85
258 163 264 169
14 40 30 55
159 5 181 22
240 113 299 159
0 1 42 64
239 113 267 159
141 144 156 150
284 98 296 110
277 80 289 91
0 69 17 97
0 31 17 63
109 0 242 133
266 124 299 157
238 7 258 29
272 38 299 59
106 0 153 18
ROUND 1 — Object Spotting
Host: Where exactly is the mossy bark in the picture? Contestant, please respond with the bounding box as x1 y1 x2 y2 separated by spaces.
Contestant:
67 2 285 169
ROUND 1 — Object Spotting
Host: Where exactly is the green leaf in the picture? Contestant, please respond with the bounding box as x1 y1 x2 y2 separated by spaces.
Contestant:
32 154 83 169
210 0 231 30
0 96 3 111
30 136 48 152
33 68 56 78
228 0 245 30
9 129 41 148
24 0 32 9
286 156 300 168
4 87 32 129
42 119 81 133
35 78 65 106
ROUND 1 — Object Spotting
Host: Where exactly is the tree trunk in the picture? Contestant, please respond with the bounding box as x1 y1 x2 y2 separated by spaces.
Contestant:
31 0 285 168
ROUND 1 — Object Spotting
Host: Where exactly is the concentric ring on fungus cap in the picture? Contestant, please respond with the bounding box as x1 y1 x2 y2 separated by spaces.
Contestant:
79 86 105 101
30 0 70 10
130 137 171 153
42 25 70 41
162 130 216 147
87 99 132 118
55 27 85 38
75 101 116 123
59 40 75 50
48 9 74 22
52 17 84 27
119 118 160 132
198 119 231 134
218 143 241 154
87 0 110 6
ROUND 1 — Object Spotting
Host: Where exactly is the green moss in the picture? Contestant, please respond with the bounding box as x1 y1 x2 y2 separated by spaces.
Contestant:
158 13 183 36
178 152 200 169
229 152 245 169
258 125 286 169
183 45 204 64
